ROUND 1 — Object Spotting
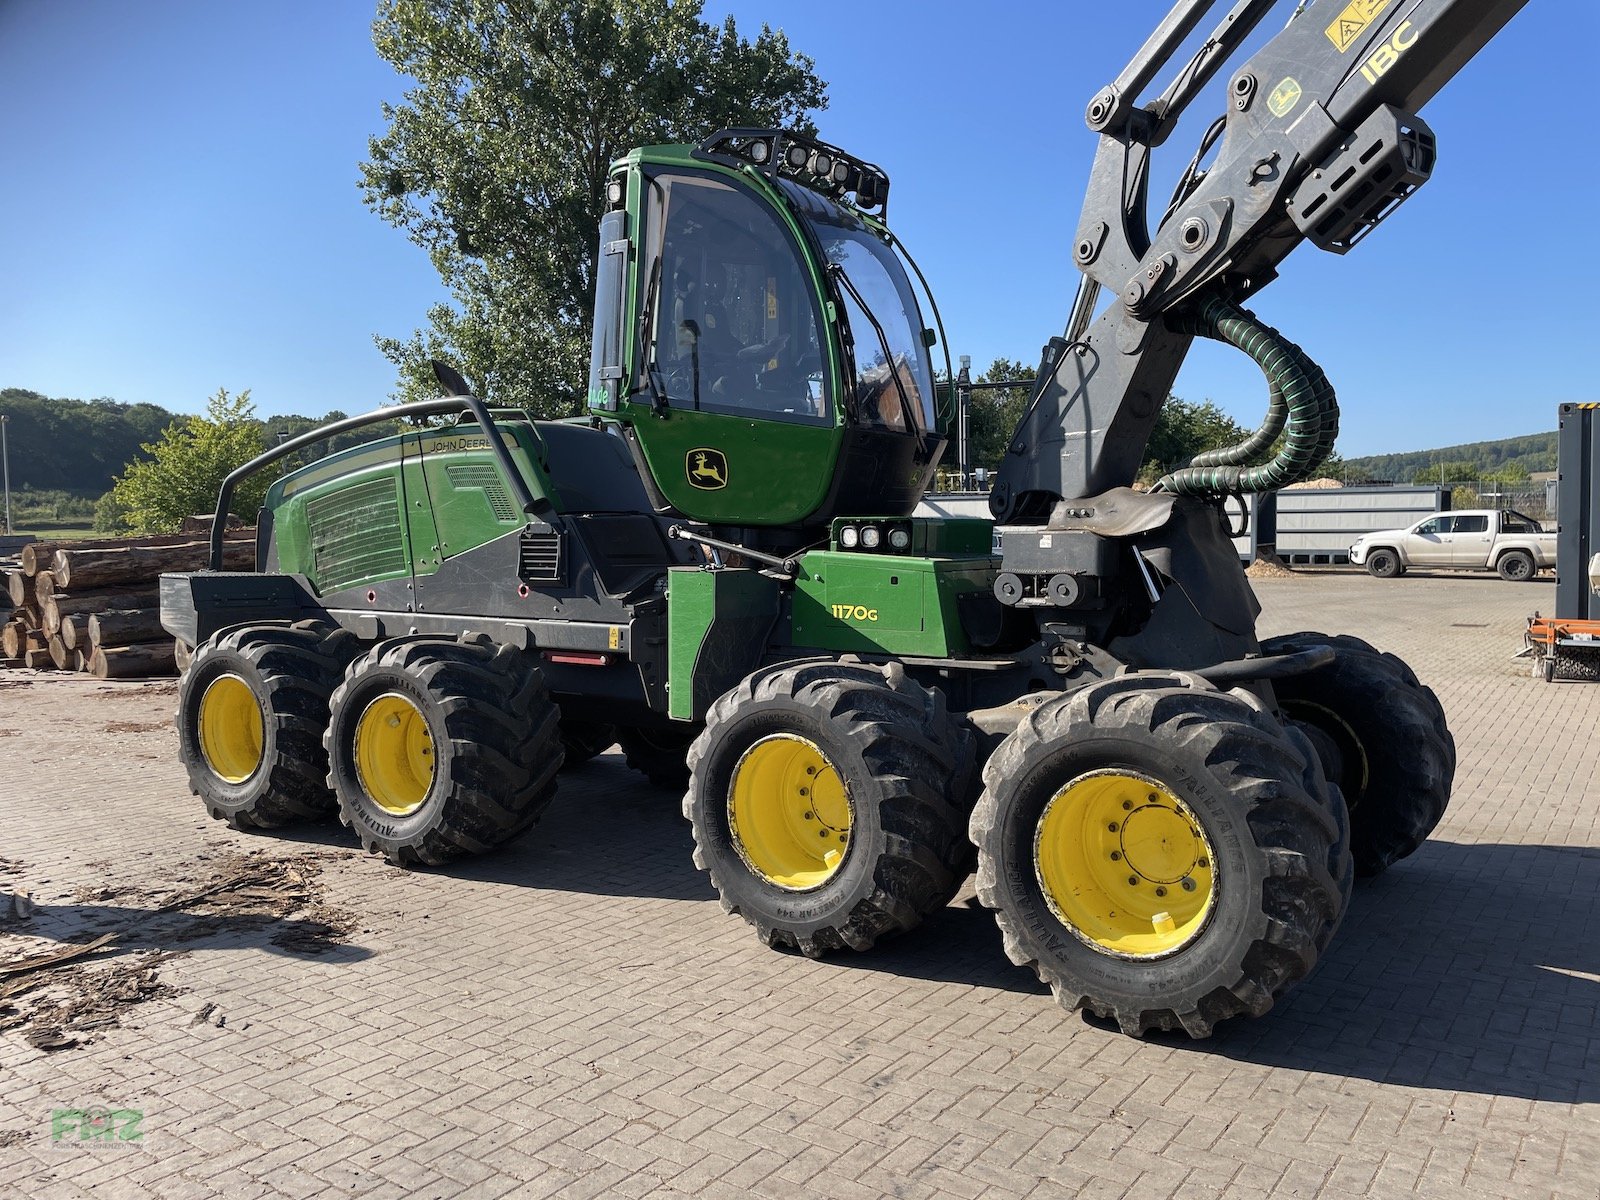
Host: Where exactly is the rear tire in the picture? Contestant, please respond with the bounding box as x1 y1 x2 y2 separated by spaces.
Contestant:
1365 548 1402 579
969 673 1350 1038
685 660 975 957
177 622 357 830
325 636 563 866
559 719 616 769
1497 549 1536 582
1261 632 1454 876
618 724 697 790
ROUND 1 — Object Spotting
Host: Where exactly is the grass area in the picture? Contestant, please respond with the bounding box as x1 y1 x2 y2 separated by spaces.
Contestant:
9 521 98 540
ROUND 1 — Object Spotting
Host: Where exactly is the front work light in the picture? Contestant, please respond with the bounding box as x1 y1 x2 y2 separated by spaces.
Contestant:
860 526 882 549
838 525 859 549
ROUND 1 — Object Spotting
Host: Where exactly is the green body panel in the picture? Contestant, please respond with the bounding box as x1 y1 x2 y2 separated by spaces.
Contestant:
409 427 535 573
265 421 553 594
398 433 441 573
666 567 781 721
267 441 418 595
629 413 839 525
789 550 996 658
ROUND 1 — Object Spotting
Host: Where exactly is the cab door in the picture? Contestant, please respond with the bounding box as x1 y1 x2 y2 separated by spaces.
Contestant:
624 167 840 528
1444 512 1493 566
1403 515 1451 565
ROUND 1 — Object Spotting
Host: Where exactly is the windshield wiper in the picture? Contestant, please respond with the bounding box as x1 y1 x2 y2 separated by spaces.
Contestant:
828 264 914 428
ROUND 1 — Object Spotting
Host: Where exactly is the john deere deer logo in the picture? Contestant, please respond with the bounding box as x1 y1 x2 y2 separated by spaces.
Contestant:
686 448 728 490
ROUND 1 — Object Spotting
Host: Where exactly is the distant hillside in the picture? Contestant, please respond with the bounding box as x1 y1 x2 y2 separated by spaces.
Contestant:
1 388 406 510
0 388 183 495
1340 431 1557 484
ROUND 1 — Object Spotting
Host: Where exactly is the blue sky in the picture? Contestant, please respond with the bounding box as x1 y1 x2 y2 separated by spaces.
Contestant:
1 1 1592 457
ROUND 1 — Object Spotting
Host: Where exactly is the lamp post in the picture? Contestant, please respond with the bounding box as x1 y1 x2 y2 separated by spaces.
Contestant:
956 355 971 490
1 413 11 535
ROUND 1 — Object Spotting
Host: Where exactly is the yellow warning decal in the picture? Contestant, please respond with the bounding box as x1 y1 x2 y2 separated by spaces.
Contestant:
1325 0 1392 52
608 626 622 650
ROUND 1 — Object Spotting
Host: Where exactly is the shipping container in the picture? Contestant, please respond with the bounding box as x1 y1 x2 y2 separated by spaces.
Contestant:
1556 403 1599 621
1264 486 1448 564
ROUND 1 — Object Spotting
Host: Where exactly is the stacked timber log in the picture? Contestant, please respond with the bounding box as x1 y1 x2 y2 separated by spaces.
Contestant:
1 528 253 678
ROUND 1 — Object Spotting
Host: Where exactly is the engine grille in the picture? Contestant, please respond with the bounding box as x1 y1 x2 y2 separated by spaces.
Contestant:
444 462 518 523
305 476 408 593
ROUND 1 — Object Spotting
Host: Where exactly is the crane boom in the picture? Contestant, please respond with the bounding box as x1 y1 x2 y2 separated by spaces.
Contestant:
992 0 1528 522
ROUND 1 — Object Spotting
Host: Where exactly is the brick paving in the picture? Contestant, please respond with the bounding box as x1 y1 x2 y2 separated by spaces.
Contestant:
2 570 1597 1198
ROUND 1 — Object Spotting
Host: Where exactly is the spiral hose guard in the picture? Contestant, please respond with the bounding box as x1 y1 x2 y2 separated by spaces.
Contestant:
1156 294 1338 497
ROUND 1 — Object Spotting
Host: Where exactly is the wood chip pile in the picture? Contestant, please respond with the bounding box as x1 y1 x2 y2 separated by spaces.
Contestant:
1 529 253 679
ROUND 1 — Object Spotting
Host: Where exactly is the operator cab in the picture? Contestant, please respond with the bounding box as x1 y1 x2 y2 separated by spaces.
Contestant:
588 130 947 546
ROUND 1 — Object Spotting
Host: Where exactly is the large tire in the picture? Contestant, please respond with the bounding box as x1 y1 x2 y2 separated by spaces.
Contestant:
1497 549 1536 582
1262 632 1454 877
617 724 698 790
324 635 563 866
1364 548 1402 579
559 718 616 769
176 622 357 830
970 673 1351 1038
684 660 976 957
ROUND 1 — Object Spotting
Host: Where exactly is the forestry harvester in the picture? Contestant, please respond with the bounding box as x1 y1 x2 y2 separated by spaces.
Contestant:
163 0 1523 1036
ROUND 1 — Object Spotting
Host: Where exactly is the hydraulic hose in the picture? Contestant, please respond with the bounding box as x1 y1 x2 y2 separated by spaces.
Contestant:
1156 294 1338 497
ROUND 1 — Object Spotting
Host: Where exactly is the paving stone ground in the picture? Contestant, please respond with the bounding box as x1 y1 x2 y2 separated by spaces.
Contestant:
2 570 1597 1199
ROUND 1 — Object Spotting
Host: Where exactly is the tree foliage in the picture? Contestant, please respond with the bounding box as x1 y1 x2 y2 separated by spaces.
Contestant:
0 387 180 495
1140 397 1250 481
954 362 1263 484
964 358 1034 473
106 389 271 534
1340 431 1556 484
362 0 829 415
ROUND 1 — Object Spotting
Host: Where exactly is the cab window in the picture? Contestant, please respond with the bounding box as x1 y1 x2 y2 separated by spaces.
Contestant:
1414 517 1445 535
642 171 827 425
1453 514 1488 533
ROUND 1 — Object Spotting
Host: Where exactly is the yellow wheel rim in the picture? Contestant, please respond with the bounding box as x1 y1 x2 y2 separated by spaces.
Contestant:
197 673 265 784
1034 769 1217 959
728 734 852 890
354 693 435 816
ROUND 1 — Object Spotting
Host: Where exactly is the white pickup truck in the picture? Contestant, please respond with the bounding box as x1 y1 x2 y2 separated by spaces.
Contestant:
1348 509 1556 581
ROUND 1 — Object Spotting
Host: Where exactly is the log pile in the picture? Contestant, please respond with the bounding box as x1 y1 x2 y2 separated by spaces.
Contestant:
2 529 253 678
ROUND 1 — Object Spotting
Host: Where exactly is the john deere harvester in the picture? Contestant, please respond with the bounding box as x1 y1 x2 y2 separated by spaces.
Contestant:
164 0 1521 1036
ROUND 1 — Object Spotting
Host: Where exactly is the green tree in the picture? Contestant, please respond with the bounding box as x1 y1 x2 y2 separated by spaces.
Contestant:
106 389 267 533
362 0 828 415
1140 396 1250 482
964 358 1035 473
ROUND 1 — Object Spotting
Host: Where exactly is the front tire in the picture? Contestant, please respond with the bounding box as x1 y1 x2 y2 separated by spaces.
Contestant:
1262 632 1454 876
177 622 356 829
685 660 975 957
1365 548 1402 579
1497 549 1536 581
970 673 1351 1038
325 636 563 866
